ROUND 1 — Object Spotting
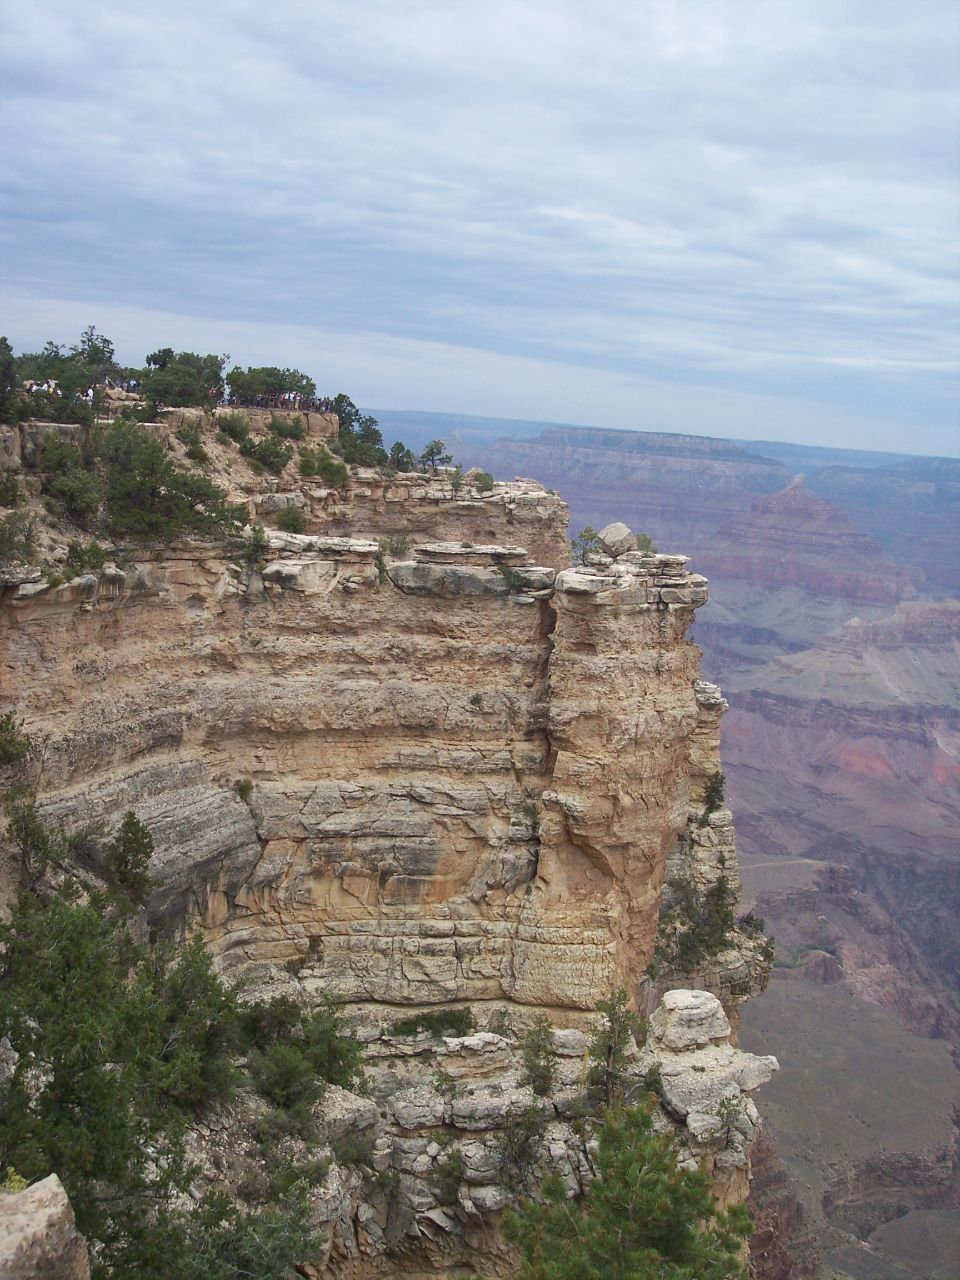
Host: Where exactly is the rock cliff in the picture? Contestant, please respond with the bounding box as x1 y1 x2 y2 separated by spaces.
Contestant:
0 414 773 1275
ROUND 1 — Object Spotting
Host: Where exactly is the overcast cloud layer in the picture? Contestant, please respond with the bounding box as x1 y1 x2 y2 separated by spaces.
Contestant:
2 1 958 454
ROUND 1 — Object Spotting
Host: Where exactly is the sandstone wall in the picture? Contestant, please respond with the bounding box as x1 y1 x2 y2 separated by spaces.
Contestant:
0 477 774 1276
2 519 721 1018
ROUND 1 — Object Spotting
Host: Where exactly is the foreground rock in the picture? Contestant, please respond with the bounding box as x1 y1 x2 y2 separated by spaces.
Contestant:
0 1175 90 1279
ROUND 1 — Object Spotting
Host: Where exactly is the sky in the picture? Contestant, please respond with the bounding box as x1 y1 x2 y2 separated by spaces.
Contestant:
1 1 958 456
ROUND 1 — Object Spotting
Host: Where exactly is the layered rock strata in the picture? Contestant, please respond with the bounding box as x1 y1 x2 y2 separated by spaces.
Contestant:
1 448 772 1273
183 990 776 1278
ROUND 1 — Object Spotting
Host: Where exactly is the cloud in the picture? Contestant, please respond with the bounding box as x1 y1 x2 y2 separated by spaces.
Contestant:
1 0 957 454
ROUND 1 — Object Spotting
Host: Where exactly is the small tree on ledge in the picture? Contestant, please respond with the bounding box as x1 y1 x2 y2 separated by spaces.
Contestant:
506 1101 750 1279
419 439 453 471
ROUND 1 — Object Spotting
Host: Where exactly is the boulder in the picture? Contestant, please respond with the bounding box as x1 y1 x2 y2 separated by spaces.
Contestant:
598 522 636 557
648 989 731 1051
0 1175 90 1279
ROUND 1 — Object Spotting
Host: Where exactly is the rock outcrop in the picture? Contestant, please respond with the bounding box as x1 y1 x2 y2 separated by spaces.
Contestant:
0 416 773 1275
0 1175 90 1279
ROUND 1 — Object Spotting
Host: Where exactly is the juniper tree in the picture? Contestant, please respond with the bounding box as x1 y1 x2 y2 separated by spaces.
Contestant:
506 1102 750 1280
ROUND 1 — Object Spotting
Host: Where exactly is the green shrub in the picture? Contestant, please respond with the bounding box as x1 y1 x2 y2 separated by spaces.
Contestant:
0 473 21 507
176 424 209 463
243 522 268 566
433 1148 463 1204
390 1008 475 1037
249 1041 321 1113
240 435 293 475
383 533 409 556
330 1133 375 1168
0 872 324 1278
587 989 646 1107
334 394 388 467
300 447 347 486
505 1102 750 1278
0 510 37 560
217 411 250 443
100 811 155 908
234 778 253 802
275 505 306 534
521 1015 556 1097
661 875 737 970
64 540 108 578
496 1105 544 1189
38 436 103 526
699 771 725 824
570 526 601 564
497 563 526 590
0 712 30 766
100 419 247 541
242 994 365 1118
268 414 305 441
738 911 765 936
473 470 494 493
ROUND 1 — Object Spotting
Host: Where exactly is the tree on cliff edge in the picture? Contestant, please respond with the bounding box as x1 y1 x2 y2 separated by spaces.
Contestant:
505 1102 749 1280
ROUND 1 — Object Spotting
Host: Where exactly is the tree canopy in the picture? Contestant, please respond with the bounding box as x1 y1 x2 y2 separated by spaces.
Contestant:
506 1102 750 1280
142 351 228 409
227 365 316 405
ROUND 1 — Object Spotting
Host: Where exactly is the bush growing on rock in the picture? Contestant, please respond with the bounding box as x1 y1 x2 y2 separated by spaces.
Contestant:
0 472 21 507
0 510 37 560
0 712 30 765
275 505 306 534
419 439 453 472
268 413 305 441
217 410 250 444
0 799 361 1277
176 424 208 463
521 1015 556 1097
505 1101 750 1279
659 875 737 971
587 988 646 1107
300 446 348 485
100 811 155 908
100 420 248 540
390 1007 475 1037
240 434 294 475
700 770 725 823
64 539 108 578
570 526 601 564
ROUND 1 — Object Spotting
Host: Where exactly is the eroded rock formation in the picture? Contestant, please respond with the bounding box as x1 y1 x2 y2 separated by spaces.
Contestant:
0 1175 90 1280
1 420 774 1275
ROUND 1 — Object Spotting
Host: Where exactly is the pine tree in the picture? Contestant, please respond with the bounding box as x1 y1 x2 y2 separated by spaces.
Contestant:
506 1103 750 1280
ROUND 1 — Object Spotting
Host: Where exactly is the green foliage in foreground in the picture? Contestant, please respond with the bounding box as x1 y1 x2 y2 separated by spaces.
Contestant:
0 712 31 766
0 800 361 1276
506 1102 750 1280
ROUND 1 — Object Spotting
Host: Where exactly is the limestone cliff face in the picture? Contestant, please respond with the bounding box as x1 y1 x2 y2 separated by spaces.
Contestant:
1 424 773 1274
3 503 722 1018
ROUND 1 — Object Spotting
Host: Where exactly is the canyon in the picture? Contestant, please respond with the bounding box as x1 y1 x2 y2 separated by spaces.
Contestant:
0 410 775 1277
413 413 958 1280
